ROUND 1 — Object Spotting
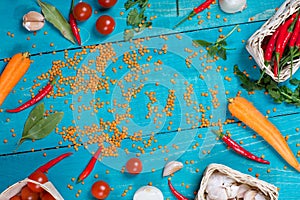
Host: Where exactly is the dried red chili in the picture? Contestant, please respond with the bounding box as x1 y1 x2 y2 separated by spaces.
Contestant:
212 130 270 164
173 0 214 29
35 152 73 173
168 179 189 200
77 146 102 183
6 79 55 113
69 0 81 45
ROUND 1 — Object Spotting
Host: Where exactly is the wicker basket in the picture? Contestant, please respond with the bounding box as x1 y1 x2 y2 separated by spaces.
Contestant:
195 164 278 200
246 0 300 82
0 178 64 200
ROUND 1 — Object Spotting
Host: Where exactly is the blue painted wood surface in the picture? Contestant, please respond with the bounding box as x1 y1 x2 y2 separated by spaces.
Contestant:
1 0 300 199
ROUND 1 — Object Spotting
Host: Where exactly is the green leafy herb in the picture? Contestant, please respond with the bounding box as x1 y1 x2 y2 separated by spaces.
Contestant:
124 0 151 41
234 65 300 107
23 103 45 135
193 25 238 60
37 0 75 44
17 104 64 149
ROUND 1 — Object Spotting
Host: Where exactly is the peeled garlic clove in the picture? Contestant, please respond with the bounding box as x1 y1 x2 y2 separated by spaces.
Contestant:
23 11 45 31
207 187 228 200
162 161 183 177
219 0 247 14
237 184 251 198
255 192 267 200
225 183 239 199
133 186 164 200
244 190 258 200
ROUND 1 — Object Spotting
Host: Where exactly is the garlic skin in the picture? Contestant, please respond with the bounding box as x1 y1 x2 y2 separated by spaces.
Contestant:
162 161 183 177
219 0 247 14
133 186 164 200
23 11 45 31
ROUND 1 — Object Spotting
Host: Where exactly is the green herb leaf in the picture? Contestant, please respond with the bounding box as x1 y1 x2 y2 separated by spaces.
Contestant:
208 46 218 58
23 103 45 135
125 0 148 10
290 78 300 86
217 47 227 60
37 0 75 44
19 112 64 144
193 40 212 47
127 8 142 26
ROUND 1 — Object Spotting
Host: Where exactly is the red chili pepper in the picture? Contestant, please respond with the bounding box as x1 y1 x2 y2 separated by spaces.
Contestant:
35 152 73 173
173 0 214 29
296 28 300 49
212 130 270 164
69 0 81 45
264 26 281 65
6 79 55 113
77 146 102 183
288 13 300 73
168 179 189 200
274 13 298 77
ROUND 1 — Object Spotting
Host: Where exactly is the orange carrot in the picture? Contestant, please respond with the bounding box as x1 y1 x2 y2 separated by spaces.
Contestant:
228 96 300 172
0 52 31 106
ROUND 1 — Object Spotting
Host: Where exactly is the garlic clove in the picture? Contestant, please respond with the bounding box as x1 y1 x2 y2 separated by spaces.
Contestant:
219 0 247 14
237 184 251 198
133 186 164 200
207 187 228 200
244 190 258 200
162 161 183 177
255 192 267 200
23 11 45 31
225 183 240 199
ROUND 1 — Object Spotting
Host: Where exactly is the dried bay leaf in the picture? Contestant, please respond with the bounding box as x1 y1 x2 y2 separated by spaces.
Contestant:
37 0 75 44
17 112 64 147
23 103 45 135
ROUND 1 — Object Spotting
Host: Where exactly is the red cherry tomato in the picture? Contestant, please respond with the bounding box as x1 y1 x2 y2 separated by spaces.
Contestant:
40 192 56 200
91 180 110 199
21 186 39 200
95 15 115 35
98 0 117 8
73 2 92 21
27 171 48 193
9 195 21 200
125 158 143 174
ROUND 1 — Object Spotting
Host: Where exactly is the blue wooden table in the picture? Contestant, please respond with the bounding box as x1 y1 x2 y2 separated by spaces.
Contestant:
1 0 300 199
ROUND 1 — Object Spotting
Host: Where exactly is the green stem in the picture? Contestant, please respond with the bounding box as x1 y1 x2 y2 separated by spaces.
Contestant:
280 90 300 103
257 70 266 85
217 25 239 43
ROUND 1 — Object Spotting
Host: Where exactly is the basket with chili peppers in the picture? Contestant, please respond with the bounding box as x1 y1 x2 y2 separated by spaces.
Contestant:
246 0 300 82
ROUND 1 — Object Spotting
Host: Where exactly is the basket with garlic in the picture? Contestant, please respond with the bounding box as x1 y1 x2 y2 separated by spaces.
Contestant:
195 164 278 200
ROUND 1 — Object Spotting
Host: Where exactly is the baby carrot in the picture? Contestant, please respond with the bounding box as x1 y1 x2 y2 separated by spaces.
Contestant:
0 52 31 106
228 97 300 172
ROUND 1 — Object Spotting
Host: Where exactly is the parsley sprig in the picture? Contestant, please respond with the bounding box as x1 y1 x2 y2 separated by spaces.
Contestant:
234 65 300 106
124 0 152 41
193 25 238 60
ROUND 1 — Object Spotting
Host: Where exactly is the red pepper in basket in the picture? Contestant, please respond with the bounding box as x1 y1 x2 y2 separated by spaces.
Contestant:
168 179 189 200
288 14 300 73
274 12 298 77
173 0 214 29
77 146 102 183
6 78 55 113
264 26 281 65
212 130 270 164
69 0 81 45
35 152 73 173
